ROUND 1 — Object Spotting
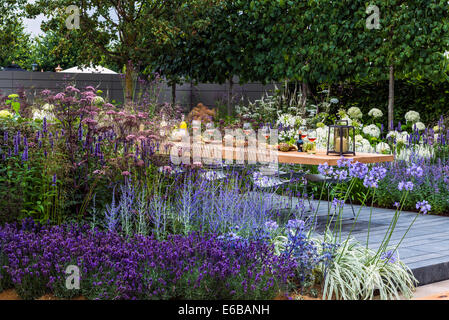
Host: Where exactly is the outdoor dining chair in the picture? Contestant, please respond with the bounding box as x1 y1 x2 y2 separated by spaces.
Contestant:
304 173 356 220
246 146 296 210
199 143 228 182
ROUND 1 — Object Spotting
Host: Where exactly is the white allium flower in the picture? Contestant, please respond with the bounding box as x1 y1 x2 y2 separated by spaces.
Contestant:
386 130 400 140
376 142 391 154
42 103 55 111
413 122 426 131
404 110 420 123
347 107 363 119
368 108 383 118
362 138 372 148
356 138 373 153
330 98 339 104
355 134 364 143
362 124 380 138
93 96 105 105
400 131 409 142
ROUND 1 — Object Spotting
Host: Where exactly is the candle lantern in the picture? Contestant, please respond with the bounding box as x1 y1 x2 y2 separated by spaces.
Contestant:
326 120 356 156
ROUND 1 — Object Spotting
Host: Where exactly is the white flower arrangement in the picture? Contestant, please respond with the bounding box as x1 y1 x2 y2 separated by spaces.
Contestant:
376 142 391 154
413 122 426 131
368 108 383 118
33 104 56 121
276 113 297 128
276 113 305 129
355 134 364 143
404 111 420 123
42 103 55 111
235 94 278 121
93 96 105 105
386 130 400 140
355 138 373 153
362 124 380 138
347 107 363 119
279 128 297 142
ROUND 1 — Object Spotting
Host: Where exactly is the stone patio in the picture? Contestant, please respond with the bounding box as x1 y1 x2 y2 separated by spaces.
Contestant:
275 195 449 286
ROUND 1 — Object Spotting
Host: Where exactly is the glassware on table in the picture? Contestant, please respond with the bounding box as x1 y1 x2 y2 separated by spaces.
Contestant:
159 115 167 138
204 122 218 144
243 122 252 136
191 120 201 143
205 121 214 131
261 125 270 140
192 120 201 136
300 126 308 141
307 129 317 143
307 129 317 154
260 125 270 148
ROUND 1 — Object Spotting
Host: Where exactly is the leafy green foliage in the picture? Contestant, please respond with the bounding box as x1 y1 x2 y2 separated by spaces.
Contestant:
26 29 96 72
0 19 33 69
318 236 416 300
328 79 449 126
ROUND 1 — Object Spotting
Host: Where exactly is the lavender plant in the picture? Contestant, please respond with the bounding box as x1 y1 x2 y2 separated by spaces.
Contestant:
0 220 297 300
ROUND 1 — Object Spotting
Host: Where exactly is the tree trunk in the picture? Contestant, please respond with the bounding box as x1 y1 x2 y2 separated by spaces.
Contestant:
300 82 310 116
388 65 394 130
227 77 233 117
171 82 176 106
125 63 134 108
190 81 194 111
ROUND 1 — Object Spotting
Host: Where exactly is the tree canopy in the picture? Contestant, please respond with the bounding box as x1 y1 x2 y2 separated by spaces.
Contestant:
25 0 222 102
0 0 32 68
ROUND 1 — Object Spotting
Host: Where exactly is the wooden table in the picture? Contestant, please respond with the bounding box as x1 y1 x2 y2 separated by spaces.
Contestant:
163 142 394 166
277 150 394 166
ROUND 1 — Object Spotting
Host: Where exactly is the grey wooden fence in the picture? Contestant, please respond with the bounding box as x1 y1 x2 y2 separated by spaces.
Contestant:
0 71 279 111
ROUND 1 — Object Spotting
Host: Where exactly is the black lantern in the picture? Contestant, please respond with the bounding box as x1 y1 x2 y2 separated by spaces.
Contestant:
326 120 356 156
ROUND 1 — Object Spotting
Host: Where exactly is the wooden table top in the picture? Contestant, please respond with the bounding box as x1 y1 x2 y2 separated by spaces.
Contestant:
277 150 394 165
162 142 394 166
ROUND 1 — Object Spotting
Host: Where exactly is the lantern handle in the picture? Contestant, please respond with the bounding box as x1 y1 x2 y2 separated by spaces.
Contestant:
335 120 349 126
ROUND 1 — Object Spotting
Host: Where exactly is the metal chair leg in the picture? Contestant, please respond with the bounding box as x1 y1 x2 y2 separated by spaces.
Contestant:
348 195 356 219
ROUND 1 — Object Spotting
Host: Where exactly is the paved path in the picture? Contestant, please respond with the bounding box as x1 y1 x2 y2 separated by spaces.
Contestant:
411 280 449 299
275 196 449 286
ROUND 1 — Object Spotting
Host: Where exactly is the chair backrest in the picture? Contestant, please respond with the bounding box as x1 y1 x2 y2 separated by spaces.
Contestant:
202 143 223 168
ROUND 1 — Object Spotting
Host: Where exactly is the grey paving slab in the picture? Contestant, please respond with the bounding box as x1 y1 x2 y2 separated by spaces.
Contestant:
402 253 445 264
